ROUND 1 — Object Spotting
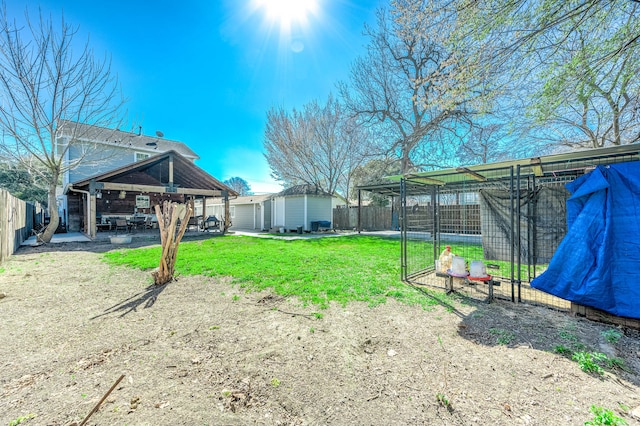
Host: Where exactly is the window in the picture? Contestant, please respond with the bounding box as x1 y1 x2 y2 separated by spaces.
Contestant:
135 152 150 162
230 206 236 218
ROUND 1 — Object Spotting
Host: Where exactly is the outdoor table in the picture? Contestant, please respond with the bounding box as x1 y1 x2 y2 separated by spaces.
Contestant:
128 217 146 231
96 222 112 232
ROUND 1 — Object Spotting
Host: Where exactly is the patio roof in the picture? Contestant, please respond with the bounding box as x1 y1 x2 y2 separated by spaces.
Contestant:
67 150 237 198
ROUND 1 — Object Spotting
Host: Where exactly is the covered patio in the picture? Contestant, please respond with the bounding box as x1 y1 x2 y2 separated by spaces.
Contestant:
64 150 237 239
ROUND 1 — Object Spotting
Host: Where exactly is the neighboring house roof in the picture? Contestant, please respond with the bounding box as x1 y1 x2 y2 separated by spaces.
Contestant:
201 193 273 206
67 150 237 197
276 184 333 197
57 119 199 160
230 194 273 204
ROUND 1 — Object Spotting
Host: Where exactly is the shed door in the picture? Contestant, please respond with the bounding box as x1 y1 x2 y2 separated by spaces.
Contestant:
263 200 272 230
274 197 285 227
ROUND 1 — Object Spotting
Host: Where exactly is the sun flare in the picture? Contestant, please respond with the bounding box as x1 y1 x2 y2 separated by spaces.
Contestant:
255 0 318 28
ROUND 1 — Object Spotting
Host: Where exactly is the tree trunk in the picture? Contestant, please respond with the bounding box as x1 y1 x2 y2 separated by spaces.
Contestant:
152 200 193 286
40 180 59 243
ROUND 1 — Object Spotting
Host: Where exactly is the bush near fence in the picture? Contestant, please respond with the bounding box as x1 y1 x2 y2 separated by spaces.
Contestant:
0 189 41 264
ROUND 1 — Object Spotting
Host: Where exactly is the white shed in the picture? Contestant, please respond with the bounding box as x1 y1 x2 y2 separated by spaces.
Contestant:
196 194 273 231
271 184 335 232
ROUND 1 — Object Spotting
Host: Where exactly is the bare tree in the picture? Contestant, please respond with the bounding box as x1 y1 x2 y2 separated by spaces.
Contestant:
458 0 640 150
0 5 123 242
457 0 640 66
527 12 640 148
224 177 252 196
339 0 491 174
263 94 368 200
349 157 401 206
455 122 513 165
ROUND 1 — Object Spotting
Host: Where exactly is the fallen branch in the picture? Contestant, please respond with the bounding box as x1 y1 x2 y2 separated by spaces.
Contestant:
274 309 315 319
79 374 125 426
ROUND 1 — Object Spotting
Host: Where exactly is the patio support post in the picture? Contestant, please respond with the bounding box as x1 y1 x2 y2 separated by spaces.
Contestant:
169 154 174 188
223 190 230 233
203 195 208 229
89 193 97 238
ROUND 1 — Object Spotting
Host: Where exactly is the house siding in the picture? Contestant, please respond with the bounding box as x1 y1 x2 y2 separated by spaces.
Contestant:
307 196 333 228
231 204 255 229
273 197 285 228
68 143 153 183
284 196 305 230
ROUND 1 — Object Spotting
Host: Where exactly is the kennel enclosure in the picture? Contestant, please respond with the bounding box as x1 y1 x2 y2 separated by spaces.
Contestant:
358 144 640 320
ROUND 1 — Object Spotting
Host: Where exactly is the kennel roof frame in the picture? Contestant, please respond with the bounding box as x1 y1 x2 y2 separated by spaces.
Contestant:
356 144 640 196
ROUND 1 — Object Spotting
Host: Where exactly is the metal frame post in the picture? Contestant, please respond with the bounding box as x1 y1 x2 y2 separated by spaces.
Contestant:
510 166 515 302
400 178 407 281
516 164 522 303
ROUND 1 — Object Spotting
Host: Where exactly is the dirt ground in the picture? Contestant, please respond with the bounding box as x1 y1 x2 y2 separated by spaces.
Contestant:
2 240 640 426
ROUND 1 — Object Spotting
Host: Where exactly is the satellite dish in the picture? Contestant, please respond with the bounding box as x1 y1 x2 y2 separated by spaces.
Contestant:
155 130 164 138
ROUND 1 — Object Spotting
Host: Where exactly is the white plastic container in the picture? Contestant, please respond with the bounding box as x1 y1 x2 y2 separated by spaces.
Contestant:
451 256 466 275
110 235 132 244
470 260 487 278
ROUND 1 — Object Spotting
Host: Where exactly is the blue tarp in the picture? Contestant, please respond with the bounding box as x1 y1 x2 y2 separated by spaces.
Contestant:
531 162 640 319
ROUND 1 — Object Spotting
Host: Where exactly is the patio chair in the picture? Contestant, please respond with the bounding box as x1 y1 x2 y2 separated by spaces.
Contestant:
187 216 200 231
96 218 112 232
143 216 154 230
129 216 146 232
115 219 130 233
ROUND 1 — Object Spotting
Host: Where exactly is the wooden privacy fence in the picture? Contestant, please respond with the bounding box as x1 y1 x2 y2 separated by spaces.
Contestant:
0 189 40 264
334 205 481 233
406 205 481 234
333 206 393 231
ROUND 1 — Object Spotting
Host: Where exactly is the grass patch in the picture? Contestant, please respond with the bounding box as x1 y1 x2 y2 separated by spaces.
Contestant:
489 328 516 345
601 329 623 344
585 405 628 426
103 235 452 309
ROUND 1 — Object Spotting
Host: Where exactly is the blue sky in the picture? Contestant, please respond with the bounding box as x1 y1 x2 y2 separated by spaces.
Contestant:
5 0 380 193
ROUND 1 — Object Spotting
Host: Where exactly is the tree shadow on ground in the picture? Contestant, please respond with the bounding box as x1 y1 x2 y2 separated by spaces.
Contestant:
453 293 640 388
91 283 169 319
406 277 640 388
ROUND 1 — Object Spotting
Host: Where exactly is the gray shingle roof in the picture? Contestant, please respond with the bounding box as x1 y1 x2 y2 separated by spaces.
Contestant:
57 119 199 160
277 184 333 197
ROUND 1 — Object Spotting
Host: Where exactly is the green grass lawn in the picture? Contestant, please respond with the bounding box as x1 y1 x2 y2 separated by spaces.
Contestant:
103 235 453 309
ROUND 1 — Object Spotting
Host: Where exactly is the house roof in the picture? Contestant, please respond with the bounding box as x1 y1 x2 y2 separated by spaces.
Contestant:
276 184 333 197
57 120 199 160
67 150 237 197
